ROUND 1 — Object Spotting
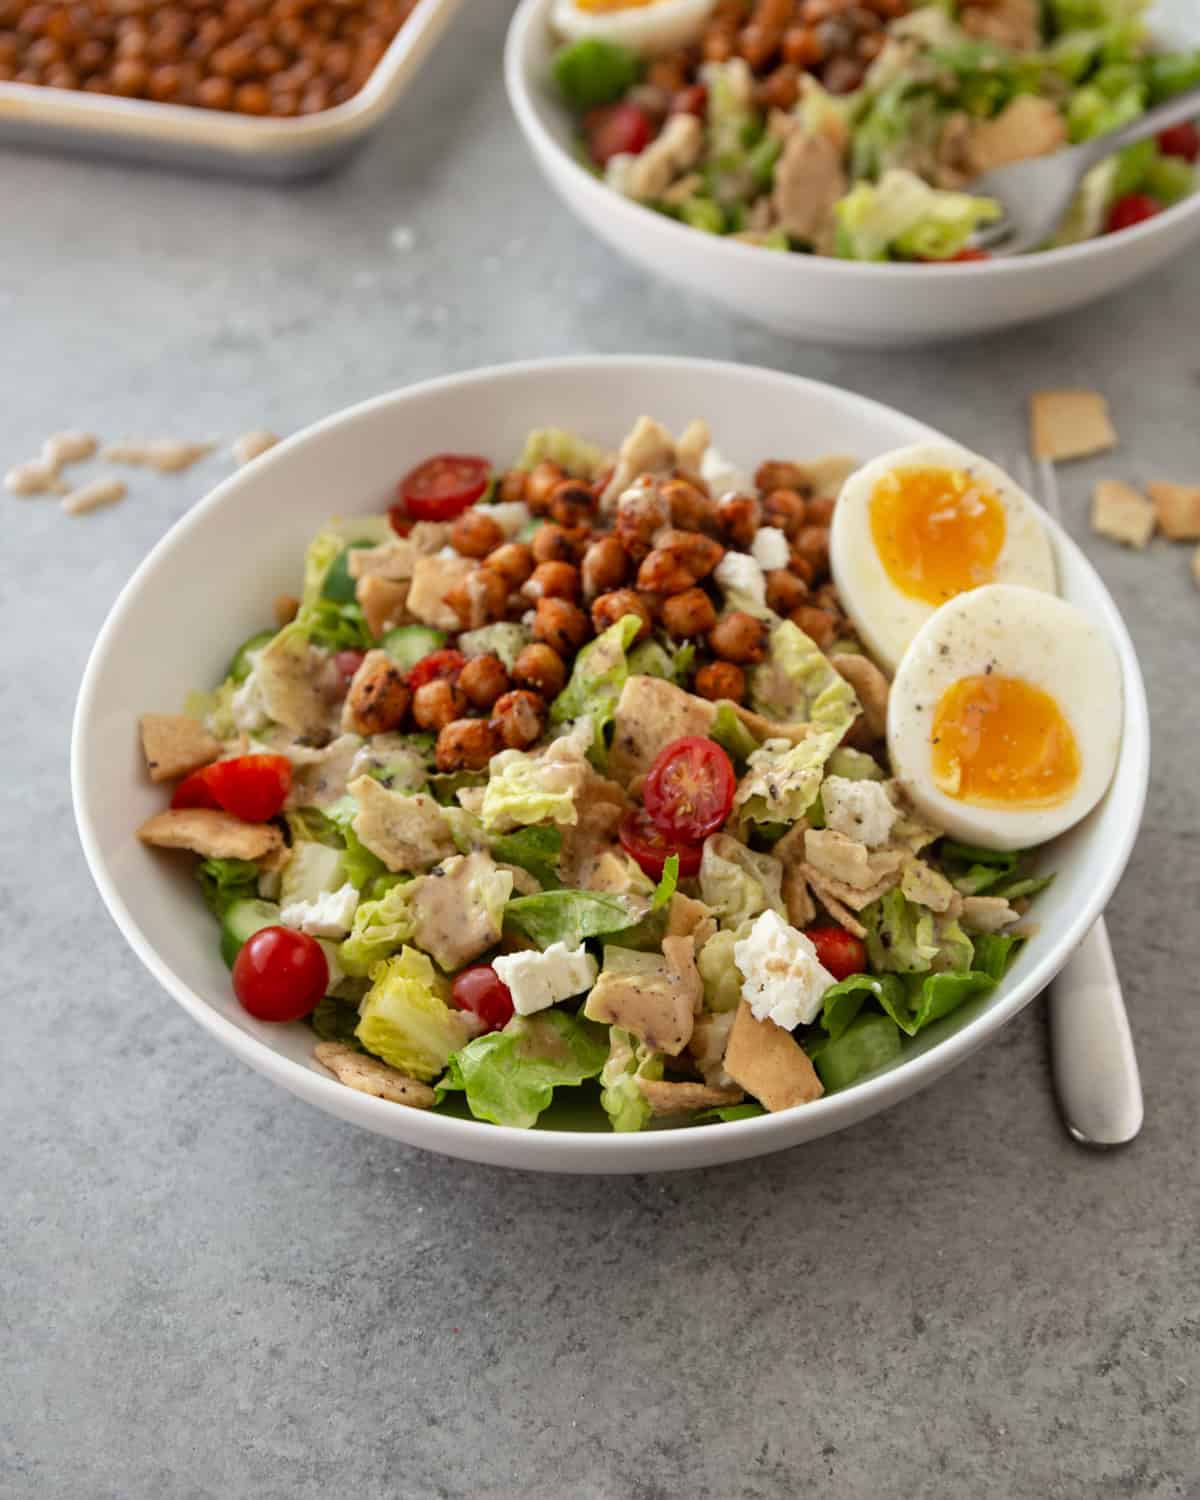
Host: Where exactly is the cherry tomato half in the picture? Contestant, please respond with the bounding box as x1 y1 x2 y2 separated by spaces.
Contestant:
643 736 736 844
1157 120 1199 162
1107 193 1162 234
406 647 466 691
233 926 329 1022
586 102 653 166
619 807 703 882
451 964 514 1032
171 754 292 822
393 454 490 523
806 925 867 981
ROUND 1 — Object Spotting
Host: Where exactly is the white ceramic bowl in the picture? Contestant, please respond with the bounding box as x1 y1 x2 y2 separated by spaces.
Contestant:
505 0 1200 346
72 357 1149 1173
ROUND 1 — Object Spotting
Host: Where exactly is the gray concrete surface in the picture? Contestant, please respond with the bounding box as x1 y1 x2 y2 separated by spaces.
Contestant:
2 3 1198 1496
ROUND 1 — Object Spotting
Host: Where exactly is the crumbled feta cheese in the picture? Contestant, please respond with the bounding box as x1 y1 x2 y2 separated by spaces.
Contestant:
821 776 898 849
713 550 766 606
700 444 752 500
750 527 790 571
231 669 271 733
487 501 531 538
493 942 599 1017
280 883 360 940
734 909 835 1031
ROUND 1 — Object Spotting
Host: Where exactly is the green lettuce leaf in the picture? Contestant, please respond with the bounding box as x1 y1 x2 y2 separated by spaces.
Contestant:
698 834 785 929
627 637 695 686
970 931 1024 980
749 621 859 727
355 947 475 1080
196 857 260 918
600 1026 664 1133
515 425 606 477
504 888 645 951
339 881 416 977
807 1013 902 1091
309 996 364 1048
439 1010 609 1128
696 928 744 1012
835 169 1002 261
696 1102 767 1123
489 825 564 890
710 701 761 767
826 746 885 781
819 971 907 1040
863 888 943 974
549 613 644 757
480 745 582 832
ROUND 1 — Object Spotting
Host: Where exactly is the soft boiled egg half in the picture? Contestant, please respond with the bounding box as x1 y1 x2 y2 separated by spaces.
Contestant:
830 442 1056 674
887 584 1122 851
550 0 717 55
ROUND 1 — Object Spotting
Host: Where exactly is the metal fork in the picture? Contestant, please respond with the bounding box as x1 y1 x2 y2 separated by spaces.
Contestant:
1015 453 1144 1147
972 85 1200 257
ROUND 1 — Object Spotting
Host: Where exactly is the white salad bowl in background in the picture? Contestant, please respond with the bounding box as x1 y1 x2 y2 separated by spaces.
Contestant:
72 357 1149 1173
505 0 1200 346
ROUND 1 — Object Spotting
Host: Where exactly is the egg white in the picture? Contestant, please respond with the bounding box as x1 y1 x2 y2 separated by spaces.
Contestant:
887 584 1123 851
551 0 716 56
830 441 1057 674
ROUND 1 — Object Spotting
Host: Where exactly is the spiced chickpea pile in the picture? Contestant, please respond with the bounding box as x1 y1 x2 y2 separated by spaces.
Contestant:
356 451 853 778
0 0 418 115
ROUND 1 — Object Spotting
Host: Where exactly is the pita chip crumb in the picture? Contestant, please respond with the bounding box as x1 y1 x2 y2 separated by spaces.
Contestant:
1147 481 1200 541
1030 390 1117 462
137 808 283 861
314 1043 436 1108
1091 479 1155 549
139 713 220 783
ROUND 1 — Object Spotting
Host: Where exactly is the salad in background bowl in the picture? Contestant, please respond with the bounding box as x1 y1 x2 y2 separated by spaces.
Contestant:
507 0 1200 342
73 358 1148 1172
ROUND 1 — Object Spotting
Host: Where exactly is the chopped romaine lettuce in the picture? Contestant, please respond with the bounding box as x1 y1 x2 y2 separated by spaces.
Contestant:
280 841 346 911
481 745 582 832
749 621 859 727
549 613 644 757
627 637 695 686
696 1101 766 1123
600 1026 663 1133
863 888 942 974
826 746 885 781
309 996 364 1049
489 825 564 890
807 1012 902 1091
339 881 416 977
696 928 744 1012
354 947 474 1081
819 971 906 1040
515 426 606 477
710 701 761 767
504 888 645 951
196 857 260 918
698 835 785 929
438 1010 609 1128
458 622 532 673
834 169 1001 262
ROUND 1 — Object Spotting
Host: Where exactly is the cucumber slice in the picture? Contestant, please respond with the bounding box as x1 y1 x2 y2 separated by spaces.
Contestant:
220 898 280 969
226 628 276 685
321 540 375 604
381 624 447 673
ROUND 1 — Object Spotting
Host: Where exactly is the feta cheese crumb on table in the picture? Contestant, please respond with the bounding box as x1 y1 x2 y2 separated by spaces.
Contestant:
733 910 836 1032
714 550 766 606
821 776 898 849
750 526 790 571
493 943 599 1017
280 883 360 940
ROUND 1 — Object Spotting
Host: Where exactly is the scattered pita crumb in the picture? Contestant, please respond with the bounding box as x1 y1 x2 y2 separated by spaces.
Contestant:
139 713 220 783
137 808 283 860
1030 390 1117 462
42 431 97 468
314 1043 435 1108
1147 481 1200 541
1091 479 1155 548
5 458 65 496
273 593 300 628
62 477 126 515
636 1078 744 1117
232 430 280 467
103 438 213 473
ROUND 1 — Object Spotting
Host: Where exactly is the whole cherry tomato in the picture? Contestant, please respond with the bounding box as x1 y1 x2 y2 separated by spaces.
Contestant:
1157 120 1199 162
233 926 329 1022
1106 193 1162 234
586 102 653 166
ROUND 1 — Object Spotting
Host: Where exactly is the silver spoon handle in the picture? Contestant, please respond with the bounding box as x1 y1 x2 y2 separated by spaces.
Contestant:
1048 919 1143 1147
1077 83 1200 172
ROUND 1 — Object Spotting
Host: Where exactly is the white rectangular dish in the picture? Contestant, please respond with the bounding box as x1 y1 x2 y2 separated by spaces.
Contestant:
0 0 465 180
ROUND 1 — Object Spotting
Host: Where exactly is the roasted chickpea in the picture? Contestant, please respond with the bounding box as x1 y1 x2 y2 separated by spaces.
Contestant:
548 479 595 530
533 597 590 655
759 61 799 109
762 488 808 539
789 552 816 586
783 24 823 64
482 541 535 591
343 651 410 736
637 547 697 596
806 495 836 526
660 476 716 533
793 524 830 577
491 689 547 751
526 460 566 514
458 653 510 711
412 677 466 732
615 480 670 561
445 567 509 630
814 581 843 614
756 460 810 496
590 589 653 642
708 610 768 664
273 592 300 628
716 492 761 550
764 569 807 615
531 523 577 565
660 587 718 639
789 605 838 649
436 718 500 773
581 535 628 600
523 559 580 603
450 508 504 559
512 642 567 698
498 469 527 503
694 660 746 704
656 528 725 580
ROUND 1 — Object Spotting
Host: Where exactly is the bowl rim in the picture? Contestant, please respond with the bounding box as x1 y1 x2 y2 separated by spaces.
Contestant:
71 354 1150 1167
504 0 1200 282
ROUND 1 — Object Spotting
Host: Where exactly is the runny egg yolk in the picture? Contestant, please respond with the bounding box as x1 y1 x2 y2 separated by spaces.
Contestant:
931 674 1081 807
870 466 1006 605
